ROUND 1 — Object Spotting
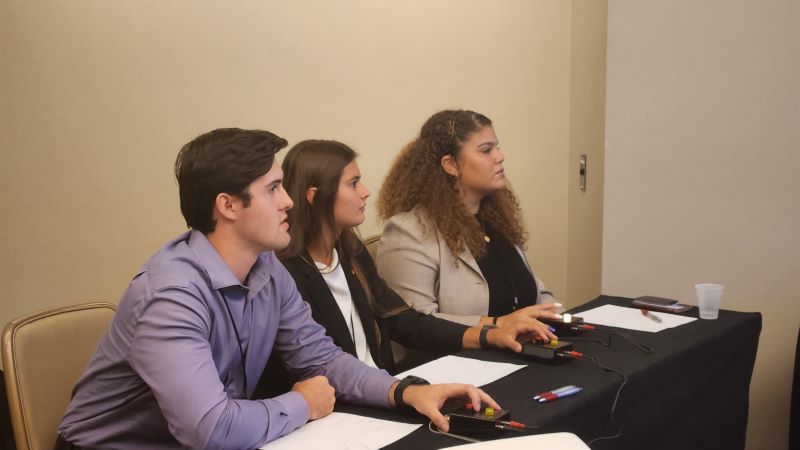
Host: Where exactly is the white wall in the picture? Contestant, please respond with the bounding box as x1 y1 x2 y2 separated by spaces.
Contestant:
604 1 799 448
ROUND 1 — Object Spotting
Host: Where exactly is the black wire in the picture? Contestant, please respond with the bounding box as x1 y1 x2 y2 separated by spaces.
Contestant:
605 330 654 353
221 290 249 396
566 336 611 346
583 355 627 421
569 329 654 354
586 428 622 447
577 355 628 448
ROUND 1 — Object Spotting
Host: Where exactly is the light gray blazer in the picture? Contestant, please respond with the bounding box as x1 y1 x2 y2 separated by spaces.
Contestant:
375 209 555 326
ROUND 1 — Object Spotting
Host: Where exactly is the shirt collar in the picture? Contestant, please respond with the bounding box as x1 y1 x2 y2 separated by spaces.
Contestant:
186 230 273 295
187 230 244 291
246 252 273 299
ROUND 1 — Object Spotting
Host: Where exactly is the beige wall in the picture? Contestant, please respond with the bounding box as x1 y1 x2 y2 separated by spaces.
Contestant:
604 1 799 449
566 0 607 306
1 1 606 348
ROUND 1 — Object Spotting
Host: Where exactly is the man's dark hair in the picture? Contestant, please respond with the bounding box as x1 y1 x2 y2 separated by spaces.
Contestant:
174 128 288 234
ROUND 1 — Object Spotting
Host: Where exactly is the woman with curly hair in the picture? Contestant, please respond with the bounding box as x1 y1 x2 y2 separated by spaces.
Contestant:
376 109 561 327
268 139 554 379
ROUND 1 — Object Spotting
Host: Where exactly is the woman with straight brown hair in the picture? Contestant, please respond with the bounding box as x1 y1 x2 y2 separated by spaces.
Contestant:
376 109 561 327
275 139 555 374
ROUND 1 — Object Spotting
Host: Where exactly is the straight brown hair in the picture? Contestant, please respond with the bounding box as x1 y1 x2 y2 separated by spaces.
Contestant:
279 139 362 261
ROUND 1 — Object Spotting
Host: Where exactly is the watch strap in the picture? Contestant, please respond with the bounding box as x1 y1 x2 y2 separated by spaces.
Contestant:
479 324 498 349
394 375 430 413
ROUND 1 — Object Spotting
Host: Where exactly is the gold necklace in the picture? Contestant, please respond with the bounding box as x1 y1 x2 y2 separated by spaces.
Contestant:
479 219 491 243
314 249 340 274
316 260 340 274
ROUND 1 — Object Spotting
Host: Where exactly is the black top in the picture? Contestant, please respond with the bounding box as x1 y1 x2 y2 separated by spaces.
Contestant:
253 244 468 398
475 218 539 317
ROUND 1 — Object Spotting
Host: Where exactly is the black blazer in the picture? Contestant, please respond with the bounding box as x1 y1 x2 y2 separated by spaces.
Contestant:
281 247 467 372
253 245 469 399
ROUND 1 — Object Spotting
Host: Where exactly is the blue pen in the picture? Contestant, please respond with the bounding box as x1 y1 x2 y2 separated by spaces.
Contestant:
538 386 583 403
533 385 577 400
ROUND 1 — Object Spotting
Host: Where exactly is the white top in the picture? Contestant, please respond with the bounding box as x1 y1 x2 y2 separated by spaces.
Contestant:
314 249 377 368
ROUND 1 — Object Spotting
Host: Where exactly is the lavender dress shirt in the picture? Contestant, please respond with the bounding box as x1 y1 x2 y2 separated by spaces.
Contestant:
58 231 396 450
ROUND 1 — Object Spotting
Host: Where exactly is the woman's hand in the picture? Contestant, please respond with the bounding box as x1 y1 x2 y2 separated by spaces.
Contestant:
495 303 562 328
486 320 557 351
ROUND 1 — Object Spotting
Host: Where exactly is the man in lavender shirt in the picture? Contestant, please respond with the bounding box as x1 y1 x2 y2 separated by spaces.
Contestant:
56 128 498 450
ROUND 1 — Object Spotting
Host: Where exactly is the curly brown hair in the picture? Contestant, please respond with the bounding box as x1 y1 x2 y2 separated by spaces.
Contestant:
377 110 527 258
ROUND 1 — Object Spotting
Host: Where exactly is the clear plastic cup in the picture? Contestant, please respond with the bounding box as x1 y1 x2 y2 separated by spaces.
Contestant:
695 283 724 319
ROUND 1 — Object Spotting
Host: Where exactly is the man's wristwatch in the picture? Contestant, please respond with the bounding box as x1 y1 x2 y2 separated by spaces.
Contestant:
479 324 498 349
394 375 430 413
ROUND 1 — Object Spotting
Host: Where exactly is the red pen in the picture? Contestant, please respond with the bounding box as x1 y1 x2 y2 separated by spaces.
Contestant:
538 386 583 403
533 385 577 400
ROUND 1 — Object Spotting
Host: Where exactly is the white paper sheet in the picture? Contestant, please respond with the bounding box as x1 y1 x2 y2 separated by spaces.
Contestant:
259 412 420 450
395 355 526 386
440 432 590 449
577 304 696 332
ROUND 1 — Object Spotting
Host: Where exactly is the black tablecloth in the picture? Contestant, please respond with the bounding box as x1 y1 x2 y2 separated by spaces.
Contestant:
0 295 759 450
337 295 762 450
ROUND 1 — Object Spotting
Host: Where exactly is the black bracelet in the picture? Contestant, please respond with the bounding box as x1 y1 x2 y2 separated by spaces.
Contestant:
479 324 498 349
394 375 430 413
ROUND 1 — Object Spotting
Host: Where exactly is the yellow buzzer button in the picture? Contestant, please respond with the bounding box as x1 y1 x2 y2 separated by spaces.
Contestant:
549 339 559 347
485 407 494 416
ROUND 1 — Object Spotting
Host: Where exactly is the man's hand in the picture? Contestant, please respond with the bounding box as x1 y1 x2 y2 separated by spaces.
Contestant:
400 384 500 432
292 375 335 420
495 303 562 328
487 320 557 352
